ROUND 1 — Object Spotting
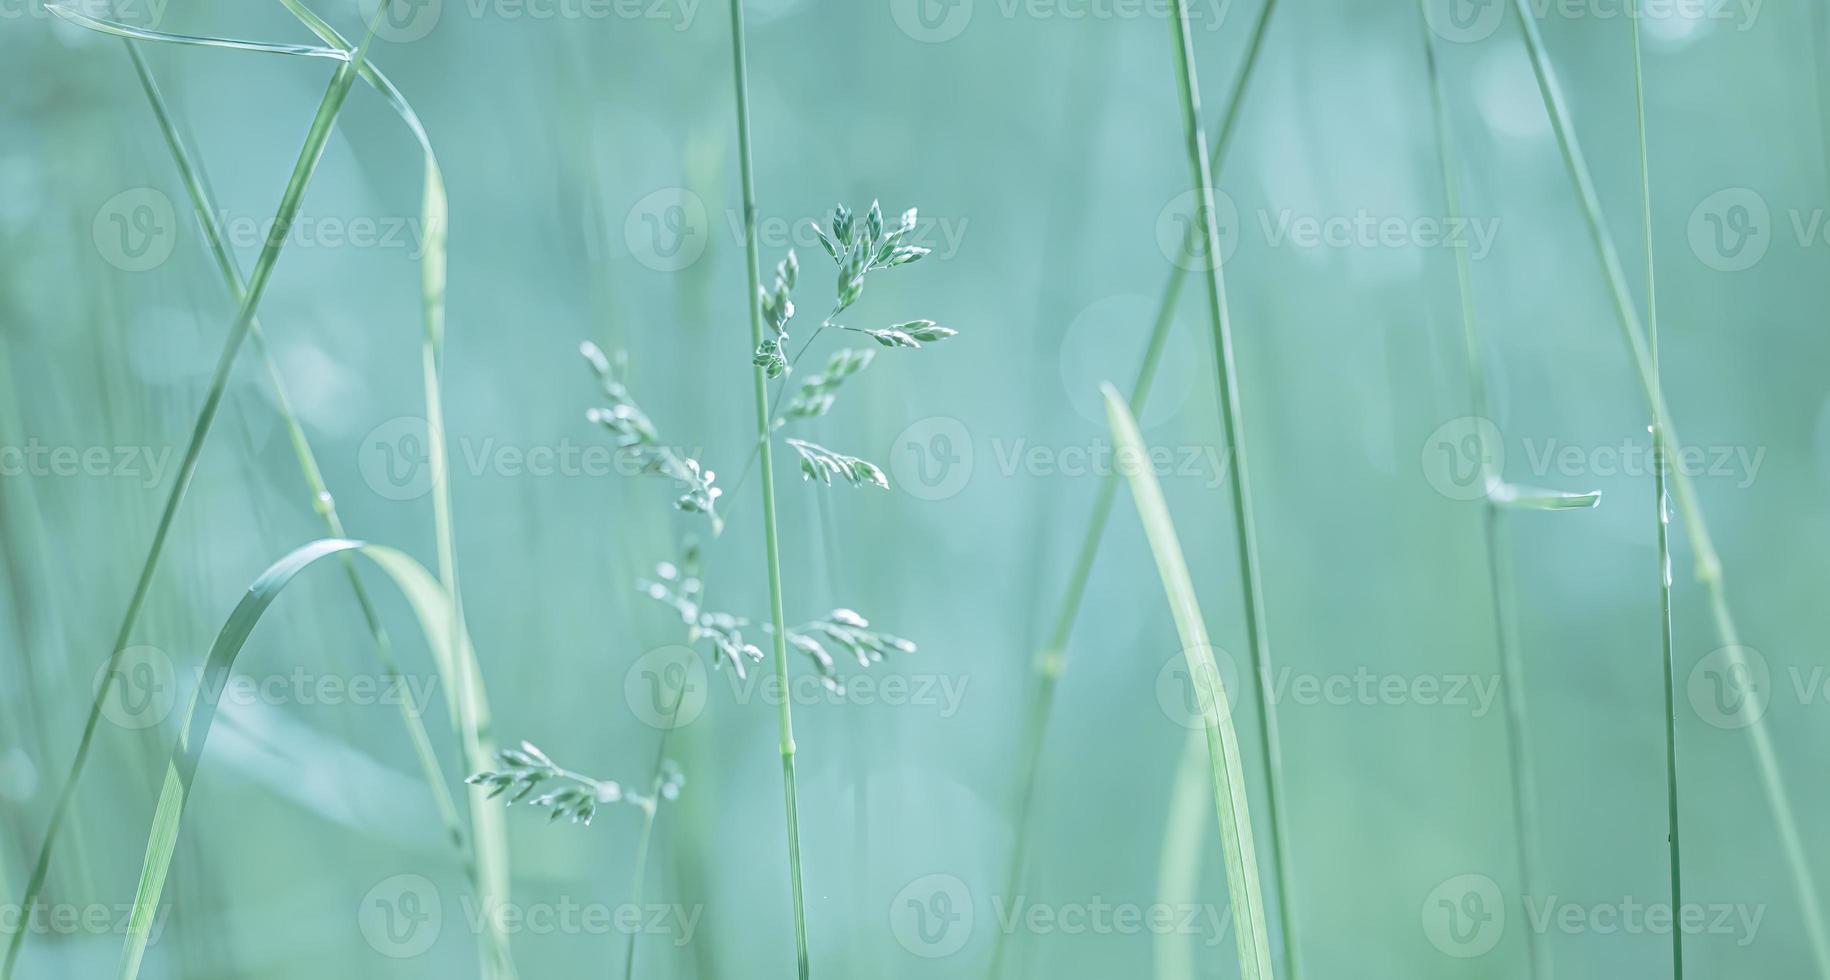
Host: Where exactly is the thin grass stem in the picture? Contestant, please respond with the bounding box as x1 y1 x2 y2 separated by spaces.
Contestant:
0 9 394 976
1506 2 1829 972
1164 1 1296 972
1415 13 1556 979
724 2 811 977
987 6 1279 978
1626 7 1683 975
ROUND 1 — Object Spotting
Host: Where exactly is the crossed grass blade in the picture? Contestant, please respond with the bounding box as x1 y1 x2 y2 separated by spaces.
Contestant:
1504 0 1830 972
1 7 397 975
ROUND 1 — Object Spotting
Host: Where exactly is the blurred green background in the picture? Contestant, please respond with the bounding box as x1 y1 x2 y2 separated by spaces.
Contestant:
3 0 1829 977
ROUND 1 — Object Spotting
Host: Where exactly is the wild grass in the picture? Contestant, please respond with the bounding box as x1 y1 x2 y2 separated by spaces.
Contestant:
108 540 498 980
989 5 1279 976
1504 0 1830 972
1627 6 1685 975
1106 385 1275 980
0 8 396 976
16 5 518 977
1164 0 1297 970
1414 6 1604 977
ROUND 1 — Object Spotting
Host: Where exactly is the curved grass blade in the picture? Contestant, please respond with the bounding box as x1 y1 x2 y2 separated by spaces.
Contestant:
991 7 1280 978
2 9 396 977
1504 1 1830 972
90 23 513 977
1627 3 1684 973
1163 0 1296 971
112 539 495 980
1106 384 1273 979
44 5 350 61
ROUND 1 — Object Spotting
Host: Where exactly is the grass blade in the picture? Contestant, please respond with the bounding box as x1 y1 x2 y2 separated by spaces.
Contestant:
1163 0 1297 970
86 16 516 976
110 539 497 980
990 7 1279 977
1154 730 1212 980
1627 4 1684 974
1505 1 1830 972
2 8 395 977
1413 9 1611 976
725 3 811 976
1106 384 1274 979
44 5 350 61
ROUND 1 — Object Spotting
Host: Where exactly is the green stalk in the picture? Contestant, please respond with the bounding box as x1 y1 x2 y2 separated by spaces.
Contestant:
1108 386 1275 979
1164 1 1296 972
112 36 514 978
1627 7 1683 975
1507 1 1830 972
623 692 685 980
725 2 810 977
1416 15 1550 980
0 8 393 977
988 6 1278 978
